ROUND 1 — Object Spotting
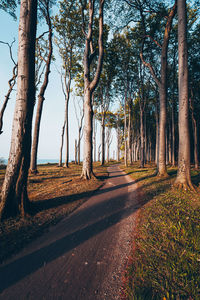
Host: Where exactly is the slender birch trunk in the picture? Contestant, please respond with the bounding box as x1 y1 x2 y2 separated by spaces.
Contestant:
0 0 37 220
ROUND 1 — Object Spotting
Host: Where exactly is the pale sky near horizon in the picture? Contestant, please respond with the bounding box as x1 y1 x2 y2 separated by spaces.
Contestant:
0 7 117 162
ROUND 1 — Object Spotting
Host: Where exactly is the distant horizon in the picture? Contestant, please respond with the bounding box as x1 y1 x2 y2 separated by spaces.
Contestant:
1 158 80 165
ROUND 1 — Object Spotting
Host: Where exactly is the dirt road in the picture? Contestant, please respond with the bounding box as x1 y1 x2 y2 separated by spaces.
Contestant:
0 165 140 300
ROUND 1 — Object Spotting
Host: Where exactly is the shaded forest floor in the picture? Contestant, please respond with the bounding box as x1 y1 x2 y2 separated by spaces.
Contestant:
0 162 109 264
121 163 200 300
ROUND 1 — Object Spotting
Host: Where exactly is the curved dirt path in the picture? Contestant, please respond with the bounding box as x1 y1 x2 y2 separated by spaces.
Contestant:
0 165 140 300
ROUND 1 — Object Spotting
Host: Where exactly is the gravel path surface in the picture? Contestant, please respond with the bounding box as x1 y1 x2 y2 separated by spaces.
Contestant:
0 165 140 300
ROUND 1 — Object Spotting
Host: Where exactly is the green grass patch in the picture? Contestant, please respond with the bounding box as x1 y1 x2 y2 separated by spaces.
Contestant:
122 163 200 300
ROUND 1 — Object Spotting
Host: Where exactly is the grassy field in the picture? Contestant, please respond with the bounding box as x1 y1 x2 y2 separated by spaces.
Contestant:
121 163 200 300
0 162 108 264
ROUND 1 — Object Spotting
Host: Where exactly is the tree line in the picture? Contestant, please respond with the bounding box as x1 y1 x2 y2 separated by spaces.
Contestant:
0 0 199 220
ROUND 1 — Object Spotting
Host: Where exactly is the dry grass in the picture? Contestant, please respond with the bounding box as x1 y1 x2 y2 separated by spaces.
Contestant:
121 163 200 300
0 162 108 264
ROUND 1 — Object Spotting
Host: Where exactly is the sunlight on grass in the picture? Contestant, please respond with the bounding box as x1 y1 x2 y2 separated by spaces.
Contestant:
122 163 200 300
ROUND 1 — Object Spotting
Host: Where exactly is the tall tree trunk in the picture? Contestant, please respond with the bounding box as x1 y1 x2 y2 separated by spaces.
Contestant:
128 101 133 164
64 95 70 167
101 112 105 165
124 98 127 167
171 100 176 166
155 97 159 166
168 122 172 164
82 89 93 179
190 96 199 170
166 127 169 165
75 139 77 164
175 0 194 189
158 82 167 175
171 46 177 167
81 0 105 179
78 128 81 165
140 1 177 176
30 2 52 173
93 116 96 163
0 0 37 220
140 107 145 168
106 128 109 163
117 113 120 162
144 112 147 163
58 120 66 167
78 109 84 165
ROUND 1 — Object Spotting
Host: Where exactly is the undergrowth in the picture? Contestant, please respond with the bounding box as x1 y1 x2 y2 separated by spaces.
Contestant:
122 163 200 300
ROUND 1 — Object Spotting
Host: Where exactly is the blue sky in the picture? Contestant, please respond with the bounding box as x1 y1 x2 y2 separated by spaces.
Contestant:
0 7 117 162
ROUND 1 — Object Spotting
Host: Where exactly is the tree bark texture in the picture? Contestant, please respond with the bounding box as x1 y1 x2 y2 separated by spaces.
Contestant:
0 0 37 220
140 1 177 176
82 89 93 179
175 0 193 189
81 0 105 179
30 2 52 173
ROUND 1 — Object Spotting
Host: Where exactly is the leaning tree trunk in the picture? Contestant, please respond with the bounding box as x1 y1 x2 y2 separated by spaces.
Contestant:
0 64 17 135
30 3 52 174
0 0 37 220
174 0 194 189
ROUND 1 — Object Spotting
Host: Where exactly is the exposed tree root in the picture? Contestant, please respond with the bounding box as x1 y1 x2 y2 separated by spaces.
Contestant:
156 171 169 178
81 169 96 180
173 181 197 192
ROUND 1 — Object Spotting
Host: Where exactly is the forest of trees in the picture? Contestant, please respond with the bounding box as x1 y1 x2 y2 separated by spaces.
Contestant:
0 0 199 220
